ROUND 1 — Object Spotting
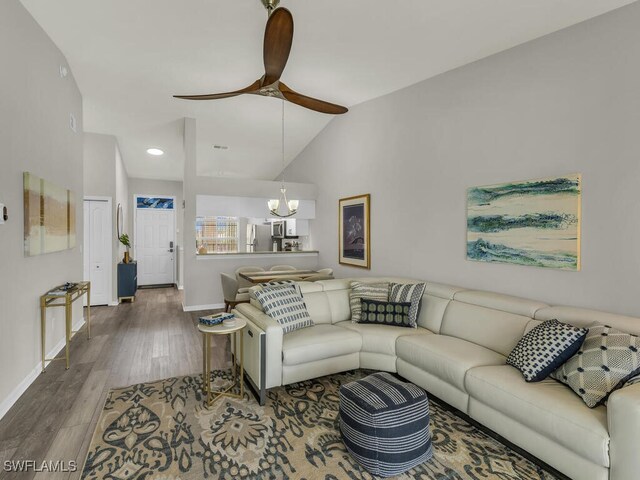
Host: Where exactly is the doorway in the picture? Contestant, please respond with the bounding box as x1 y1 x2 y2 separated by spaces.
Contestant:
133 195 176 286
83 197 112 306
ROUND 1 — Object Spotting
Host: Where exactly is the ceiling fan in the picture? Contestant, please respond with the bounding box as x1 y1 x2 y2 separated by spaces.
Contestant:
173 0 348 115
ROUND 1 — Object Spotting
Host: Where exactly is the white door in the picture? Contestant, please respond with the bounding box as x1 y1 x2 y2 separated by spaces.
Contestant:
83 199 111 306
135 208 175 286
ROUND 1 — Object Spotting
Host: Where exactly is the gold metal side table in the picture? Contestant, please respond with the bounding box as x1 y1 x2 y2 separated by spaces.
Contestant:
199 317 246 406
40 282 91 372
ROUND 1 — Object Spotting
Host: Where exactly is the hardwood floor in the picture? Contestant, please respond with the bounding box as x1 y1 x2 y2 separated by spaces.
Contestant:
0 288 227 480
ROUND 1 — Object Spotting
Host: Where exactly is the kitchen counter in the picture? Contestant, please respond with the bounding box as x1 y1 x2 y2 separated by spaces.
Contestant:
196 250 319 259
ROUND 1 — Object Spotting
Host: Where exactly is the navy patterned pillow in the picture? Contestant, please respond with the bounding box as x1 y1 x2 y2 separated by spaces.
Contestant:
507 319 587 382
389 283 426 328
359 299 413 328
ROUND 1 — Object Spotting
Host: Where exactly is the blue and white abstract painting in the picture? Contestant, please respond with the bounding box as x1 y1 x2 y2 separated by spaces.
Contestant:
467 175 581 271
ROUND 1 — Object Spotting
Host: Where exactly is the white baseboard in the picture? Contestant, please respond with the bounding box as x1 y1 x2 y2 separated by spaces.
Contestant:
0 317 86 421
182 302 225 312
177 285 184 291
108 301 119 306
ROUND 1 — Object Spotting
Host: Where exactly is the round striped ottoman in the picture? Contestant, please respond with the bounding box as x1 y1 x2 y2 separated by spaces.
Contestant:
339 372 432 477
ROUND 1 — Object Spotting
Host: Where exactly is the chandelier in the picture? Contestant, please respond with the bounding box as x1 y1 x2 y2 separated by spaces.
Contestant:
268 100 299 218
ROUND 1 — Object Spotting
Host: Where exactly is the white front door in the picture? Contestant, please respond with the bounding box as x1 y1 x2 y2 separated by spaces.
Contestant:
83 199 112 306
135 207 175 286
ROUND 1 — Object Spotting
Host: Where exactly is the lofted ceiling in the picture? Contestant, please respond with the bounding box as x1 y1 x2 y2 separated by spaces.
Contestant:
21 0 637 181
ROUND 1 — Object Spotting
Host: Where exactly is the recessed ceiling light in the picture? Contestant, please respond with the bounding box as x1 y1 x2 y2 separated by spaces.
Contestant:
147 148 164 156
213 145 229 150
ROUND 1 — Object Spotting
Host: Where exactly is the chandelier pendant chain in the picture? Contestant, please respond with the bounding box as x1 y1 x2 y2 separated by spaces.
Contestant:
268 99 298 218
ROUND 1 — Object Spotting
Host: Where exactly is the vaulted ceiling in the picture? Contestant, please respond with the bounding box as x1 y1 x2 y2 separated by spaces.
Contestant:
21 0 636 181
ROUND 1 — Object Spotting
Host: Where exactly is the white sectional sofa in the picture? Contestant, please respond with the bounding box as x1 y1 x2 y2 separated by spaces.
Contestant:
232 278 640 480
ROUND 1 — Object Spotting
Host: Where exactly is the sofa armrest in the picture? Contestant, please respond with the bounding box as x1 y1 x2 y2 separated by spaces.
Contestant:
608 383 640 480
234 303 283 389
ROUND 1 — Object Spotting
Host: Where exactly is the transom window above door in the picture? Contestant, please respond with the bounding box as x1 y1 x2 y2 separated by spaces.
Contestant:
136 197 174 209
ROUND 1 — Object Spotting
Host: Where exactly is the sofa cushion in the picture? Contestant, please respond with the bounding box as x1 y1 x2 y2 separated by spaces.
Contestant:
255 285 314 334
389 282 427 327
466 365 609 467
551 324 640 407
440 300 530 357
359 299 413 328
396 335 505 391
507 319 587 382
339 322 430 357
282 324 362 366
349 282 389 323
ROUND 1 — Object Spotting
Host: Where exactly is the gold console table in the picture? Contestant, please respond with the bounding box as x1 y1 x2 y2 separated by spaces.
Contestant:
40 282 91 372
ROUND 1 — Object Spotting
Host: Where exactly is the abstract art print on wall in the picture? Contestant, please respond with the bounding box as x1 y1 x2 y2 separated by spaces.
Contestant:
339 194 370 269
467 175 581 271
23 172 76 256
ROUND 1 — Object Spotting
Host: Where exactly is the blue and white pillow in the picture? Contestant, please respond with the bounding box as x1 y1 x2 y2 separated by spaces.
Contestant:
389 283 427 328
250 280 301 300
507 319 587 382
254 284 314 334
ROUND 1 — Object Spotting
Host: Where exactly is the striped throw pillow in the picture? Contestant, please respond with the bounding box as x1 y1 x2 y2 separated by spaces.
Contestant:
249 280 301 301
349 282 389 323
254 284 314 334
389 282 427 328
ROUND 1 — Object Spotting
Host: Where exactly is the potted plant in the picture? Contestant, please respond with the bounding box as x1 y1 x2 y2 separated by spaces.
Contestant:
119 233 131 264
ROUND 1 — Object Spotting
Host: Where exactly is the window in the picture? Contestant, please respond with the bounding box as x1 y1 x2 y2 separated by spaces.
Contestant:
136 197 174 209
196 216 239 254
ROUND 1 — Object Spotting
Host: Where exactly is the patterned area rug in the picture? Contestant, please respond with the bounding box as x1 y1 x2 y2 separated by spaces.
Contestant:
82 370 558 479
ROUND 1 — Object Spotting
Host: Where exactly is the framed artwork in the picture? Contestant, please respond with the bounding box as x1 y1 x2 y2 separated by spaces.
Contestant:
467 174 581 271
339 194 370 269
23 172 76 256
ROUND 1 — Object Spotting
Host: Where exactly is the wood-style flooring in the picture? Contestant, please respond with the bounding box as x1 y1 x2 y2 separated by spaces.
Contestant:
0 288 227 480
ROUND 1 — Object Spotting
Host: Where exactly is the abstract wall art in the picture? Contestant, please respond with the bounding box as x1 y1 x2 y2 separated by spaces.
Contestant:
23 172 76 256
467 174 581 271
339 194 370 269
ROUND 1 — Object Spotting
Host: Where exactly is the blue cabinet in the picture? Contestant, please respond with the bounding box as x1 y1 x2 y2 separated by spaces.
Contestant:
118 262 137 302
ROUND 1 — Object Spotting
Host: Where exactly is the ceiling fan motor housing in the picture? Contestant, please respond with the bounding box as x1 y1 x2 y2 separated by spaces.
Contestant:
262 0 281 14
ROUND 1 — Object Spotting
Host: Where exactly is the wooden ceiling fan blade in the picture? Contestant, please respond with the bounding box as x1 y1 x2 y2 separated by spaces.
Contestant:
174 79 261 100
280 83 348 115
263 8 294 85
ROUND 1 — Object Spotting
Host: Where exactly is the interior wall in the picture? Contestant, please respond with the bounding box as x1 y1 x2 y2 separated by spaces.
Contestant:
182 118 319 308
0 0 84 417
115 144 129 262
127 178 184 287
83 132 125 303
283 2 640 317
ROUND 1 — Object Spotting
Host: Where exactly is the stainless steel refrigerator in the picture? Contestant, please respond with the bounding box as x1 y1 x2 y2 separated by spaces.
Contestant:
248 224 273 252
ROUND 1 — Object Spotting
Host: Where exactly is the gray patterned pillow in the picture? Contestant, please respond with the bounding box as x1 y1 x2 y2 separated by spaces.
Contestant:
389 283 427 328
349 282 389 323
255 285 314 334
551 324 640 407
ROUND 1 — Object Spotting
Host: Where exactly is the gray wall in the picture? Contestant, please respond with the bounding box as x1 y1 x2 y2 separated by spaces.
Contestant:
115 144 129 264
127 178 184 287
284 3 640 317
83 133 129 303
0 0 84 416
